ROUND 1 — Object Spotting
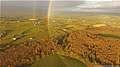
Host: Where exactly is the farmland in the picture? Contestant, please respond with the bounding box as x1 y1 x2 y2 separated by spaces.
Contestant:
1 15 120 46
0 14 120 67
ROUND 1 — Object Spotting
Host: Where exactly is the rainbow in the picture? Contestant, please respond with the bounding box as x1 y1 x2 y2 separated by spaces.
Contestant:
47 0 53 37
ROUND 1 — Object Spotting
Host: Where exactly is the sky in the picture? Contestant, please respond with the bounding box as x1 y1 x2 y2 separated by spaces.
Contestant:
74 0 120 13
1 0 120 16
51 0 120 13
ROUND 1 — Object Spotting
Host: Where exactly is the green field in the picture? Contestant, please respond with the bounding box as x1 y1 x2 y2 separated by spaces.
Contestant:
28 55 87 67
1 15 120 48
99 33 120 39
0 20 49 46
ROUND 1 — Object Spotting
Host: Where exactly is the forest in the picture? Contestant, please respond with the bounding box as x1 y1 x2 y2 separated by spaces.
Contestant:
0 26 120 67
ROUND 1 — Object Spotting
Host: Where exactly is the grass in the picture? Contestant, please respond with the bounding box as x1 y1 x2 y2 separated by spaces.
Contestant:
99 33 120 39
30 54 87 67
0 21 49 45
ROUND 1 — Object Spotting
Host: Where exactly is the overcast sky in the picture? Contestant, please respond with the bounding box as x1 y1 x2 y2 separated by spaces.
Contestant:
1 0 120 16
74 0 120 13
52 0 120 13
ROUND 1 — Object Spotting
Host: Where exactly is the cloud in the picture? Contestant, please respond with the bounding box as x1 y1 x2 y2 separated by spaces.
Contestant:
52 1 84 8
2 0 84 1
77 1 120 8
75 1 120 13
1 0 120 15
